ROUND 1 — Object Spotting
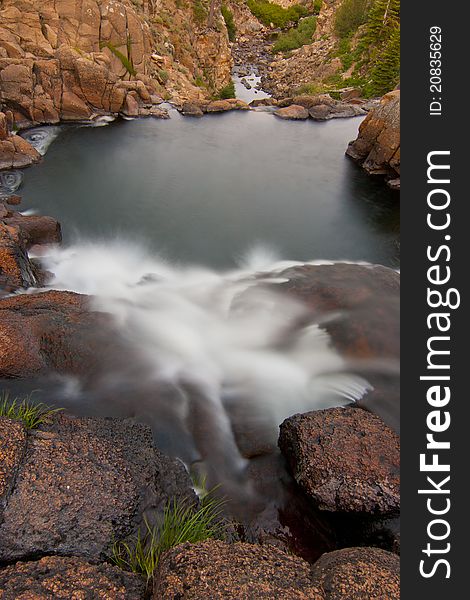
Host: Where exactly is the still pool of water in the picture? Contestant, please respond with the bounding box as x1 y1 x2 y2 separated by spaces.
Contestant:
19 110 399 269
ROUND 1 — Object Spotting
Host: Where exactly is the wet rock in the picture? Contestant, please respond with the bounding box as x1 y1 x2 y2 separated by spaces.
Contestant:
0 418 26 513
0 291 113 377
2 210 61 247
279 406 400 515
153 539 323 598
275 104 309 120
181 101 204 117
346 91 400 185
311 547 400 599
0 413 196 562
0 222 41 292
276 263 400 361
0 556 146 599
242 453 336 563
4 194 21 205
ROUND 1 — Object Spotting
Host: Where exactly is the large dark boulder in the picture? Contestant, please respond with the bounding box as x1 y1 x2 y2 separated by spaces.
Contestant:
0 556 145 599
0 414 195 562
279 406 400 515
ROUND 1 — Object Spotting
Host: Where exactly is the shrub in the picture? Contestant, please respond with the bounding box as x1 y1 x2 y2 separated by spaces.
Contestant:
158 69 169 84
313 0 322 13
334 0 370 39
221 6 236 41
272 15 317 53
217 80 236 99
193 0 208 24
0 392 62 429
247 0 308 29
112 494 227 580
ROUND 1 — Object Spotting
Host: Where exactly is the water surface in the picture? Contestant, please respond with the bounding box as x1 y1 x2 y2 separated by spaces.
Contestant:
19 111 399 268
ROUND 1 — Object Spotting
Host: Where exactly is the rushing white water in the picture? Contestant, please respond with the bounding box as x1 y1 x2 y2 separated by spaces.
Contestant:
41 240 371 495
21 126 61 156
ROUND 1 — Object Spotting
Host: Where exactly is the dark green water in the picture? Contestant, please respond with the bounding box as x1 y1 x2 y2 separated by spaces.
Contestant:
19 109 399 268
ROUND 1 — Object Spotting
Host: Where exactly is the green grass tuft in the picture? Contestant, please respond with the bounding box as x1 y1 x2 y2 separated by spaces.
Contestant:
0 392 62 429
112 494 227 580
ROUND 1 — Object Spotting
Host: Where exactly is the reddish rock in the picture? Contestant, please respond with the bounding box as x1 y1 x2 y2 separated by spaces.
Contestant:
279 406 400 515
181 102 204 117
0 414 196 562
5 194 21 205
153 539 323 598
275 104 309 120
0 556 146 599
311 547 400 599
276 263 399 360
0 222 41 292
346 90 400 185
0 291 111 377
2 210 61 246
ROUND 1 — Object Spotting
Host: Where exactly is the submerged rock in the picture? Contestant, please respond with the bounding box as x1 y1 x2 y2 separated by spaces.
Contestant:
311 547 400 599
279 406 400 515
153 539 323 599
0 556 145 599
346 90 400 186
0 414 196 562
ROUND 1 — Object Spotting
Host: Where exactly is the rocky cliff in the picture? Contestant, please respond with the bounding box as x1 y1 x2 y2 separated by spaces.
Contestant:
346 90 400 189
0 0 232 127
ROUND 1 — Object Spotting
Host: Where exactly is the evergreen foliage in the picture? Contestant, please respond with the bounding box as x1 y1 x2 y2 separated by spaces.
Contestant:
221 5 236 41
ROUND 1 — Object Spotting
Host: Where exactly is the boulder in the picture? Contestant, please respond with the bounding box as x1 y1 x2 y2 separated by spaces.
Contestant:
0 556 145 599
311 547 400 599
181 101 204 117
0 222 41 292
0 291 112 377
0 414 196 562
275 104 309 120
279 406 400 515
309 103 365 121
0 132 41 170
2 209 62 246
346 90 400 185
153 539 323 598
